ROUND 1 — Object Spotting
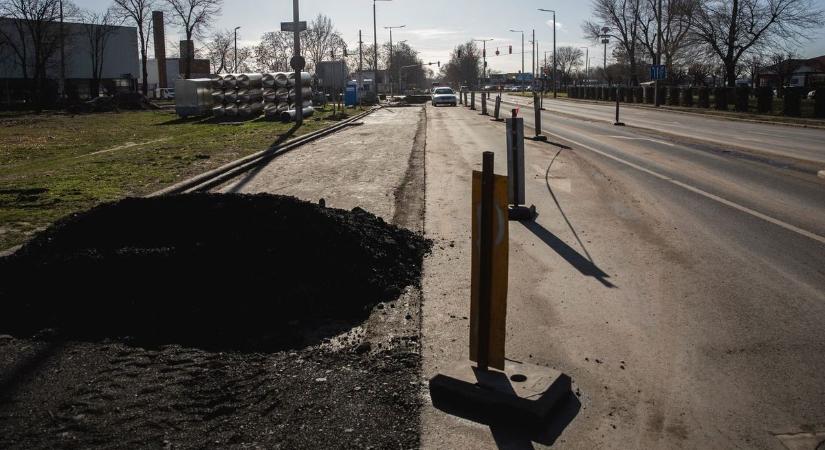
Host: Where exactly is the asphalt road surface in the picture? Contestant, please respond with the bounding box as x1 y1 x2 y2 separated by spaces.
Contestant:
501 94 825 169
421 100 825 448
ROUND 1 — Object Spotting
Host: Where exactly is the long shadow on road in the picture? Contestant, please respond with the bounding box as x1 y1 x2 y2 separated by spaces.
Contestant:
522 221 616 288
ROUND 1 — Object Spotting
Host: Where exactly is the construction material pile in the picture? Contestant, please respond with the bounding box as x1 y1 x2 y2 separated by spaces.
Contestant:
0 193 431 351
210 72 313 122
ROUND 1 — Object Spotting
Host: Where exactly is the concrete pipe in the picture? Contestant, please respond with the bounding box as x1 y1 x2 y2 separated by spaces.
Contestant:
211 90 225 103
238 89 263 103
211 76 224 90
237 73 263 89
212 105 225 117
224 103 239 117
239 102 264 117
289 100 313 110
281 106 314 122
264 88 289 103
288 87 313 101
287 72 312 87
224 90 239 103
263 72 289 88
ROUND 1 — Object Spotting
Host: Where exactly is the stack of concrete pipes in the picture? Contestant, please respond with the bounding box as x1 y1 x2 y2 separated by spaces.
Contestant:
211 72 313 121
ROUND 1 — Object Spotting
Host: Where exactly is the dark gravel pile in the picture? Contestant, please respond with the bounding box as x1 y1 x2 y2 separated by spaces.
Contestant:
0 193 431 351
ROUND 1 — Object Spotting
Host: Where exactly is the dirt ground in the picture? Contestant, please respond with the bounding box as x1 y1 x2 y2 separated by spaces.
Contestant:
0 106 429 449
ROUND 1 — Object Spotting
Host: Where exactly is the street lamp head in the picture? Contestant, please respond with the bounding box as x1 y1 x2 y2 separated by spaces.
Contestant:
235 26 241 31
538 8 555 13
510 29 523 33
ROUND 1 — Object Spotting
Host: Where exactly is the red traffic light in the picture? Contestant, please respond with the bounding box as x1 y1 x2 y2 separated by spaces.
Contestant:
509 45 513 54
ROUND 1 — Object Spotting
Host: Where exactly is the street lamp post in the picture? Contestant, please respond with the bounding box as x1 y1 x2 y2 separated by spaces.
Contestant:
384 25 405 98
234 26 241 72
538 8 557 98
373 0 391 97
509 30 524 88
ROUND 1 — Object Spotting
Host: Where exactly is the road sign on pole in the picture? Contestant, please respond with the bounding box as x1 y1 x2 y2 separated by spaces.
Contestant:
650 64 666 81
470 152 509 371
280 21 307 32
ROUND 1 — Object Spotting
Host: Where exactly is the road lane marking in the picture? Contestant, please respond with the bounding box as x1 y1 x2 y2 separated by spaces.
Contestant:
546 128 825 245
600 135 675 147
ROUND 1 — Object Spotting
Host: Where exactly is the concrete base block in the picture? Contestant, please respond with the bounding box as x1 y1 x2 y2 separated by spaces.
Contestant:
429 360 571 427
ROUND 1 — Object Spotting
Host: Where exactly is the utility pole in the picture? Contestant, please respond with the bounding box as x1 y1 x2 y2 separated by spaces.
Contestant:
510 30 524 88
59 0 65 101
473 38 493 89
655 0 663 107
531 30 535 89
385 25 405 98
234 26 241 72
281 0 306 125
372 0 391 97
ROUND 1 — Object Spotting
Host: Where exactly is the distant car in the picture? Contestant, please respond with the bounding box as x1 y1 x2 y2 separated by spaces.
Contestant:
431 87 458 107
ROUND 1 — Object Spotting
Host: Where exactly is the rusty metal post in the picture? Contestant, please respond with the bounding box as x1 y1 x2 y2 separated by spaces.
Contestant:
614 86 625 126
478 151 495 371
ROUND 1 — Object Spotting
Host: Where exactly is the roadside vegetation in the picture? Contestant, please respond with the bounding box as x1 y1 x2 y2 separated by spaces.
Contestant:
0 105 364 251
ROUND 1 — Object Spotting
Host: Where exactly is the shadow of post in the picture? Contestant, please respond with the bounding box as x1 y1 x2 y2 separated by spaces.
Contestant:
522 221 616 288
431 369 581 448
224 122 303 194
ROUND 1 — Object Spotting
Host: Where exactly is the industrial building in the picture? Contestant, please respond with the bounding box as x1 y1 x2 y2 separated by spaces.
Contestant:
0 17 139 106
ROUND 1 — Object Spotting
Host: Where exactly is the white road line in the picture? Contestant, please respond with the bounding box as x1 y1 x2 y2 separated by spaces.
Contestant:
600 135 675 147
547 127 825 245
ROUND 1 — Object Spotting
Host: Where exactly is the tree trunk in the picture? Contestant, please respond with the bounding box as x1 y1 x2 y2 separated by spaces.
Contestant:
726 62 737 87
139 29 148 96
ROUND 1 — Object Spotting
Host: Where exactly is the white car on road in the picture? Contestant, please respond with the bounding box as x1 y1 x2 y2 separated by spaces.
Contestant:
431 87 458 107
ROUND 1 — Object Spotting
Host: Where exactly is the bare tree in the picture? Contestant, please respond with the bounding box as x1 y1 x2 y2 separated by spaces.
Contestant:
81 6 120 98
768 51 802 94
111 0 153 95
164 0 222 78
254 31 291 72
441 41 481 88
691 0 824 87
0 0 73 111
583 0 644 85
205 28 231 73
303 14 346 70
555 46 584 86
637 0 698 81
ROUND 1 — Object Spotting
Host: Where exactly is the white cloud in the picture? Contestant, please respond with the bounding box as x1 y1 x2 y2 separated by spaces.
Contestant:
545 20 565 32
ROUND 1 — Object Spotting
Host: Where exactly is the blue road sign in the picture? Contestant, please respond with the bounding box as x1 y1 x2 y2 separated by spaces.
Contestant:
650 64 667 81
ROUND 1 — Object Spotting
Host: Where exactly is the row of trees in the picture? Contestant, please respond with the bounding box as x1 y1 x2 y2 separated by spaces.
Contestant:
583 0 824 87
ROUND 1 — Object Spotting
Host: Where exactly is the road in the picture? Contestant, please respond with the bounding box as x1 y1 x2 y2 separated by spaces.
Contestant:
420 101 825 448
500 94 825 170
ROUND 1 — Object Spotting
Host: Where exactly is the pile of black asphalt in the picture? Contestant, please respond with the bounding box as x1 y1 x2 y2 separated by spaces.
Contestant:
0 193 430 448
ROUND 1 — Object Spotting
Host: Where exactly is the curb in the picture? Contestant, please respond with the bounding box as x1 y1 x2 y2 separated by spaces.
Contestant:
148 107 378 197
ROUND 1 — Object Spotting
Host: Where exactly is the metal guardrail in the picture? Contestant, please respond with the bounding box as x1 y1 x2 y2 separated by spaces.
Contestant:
148 107 378 197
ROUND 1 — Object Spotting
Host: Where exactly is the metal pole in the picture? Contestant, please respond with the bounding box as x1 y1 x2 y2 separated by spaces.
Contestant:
292 0 303 125
478 151 495 371
531 30 535 89
234 27 240 72
389 28 393 97
655 0 662 107
614 86 624 126
59 0 65 100
553 11 557 98
373 1 378 96
521 32 525 88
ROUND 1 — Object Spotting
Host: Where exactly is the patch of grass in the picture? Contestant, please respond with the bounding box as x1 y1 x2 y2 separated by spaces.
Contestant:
0 105 363 250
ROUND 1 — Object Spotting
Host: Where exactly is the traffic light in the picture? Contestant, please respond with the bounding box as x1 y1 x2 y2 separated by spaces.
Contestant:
437 61 440 67
483 48 486 58
331 49 335 59
509 45 513 54
343 48 348 57
495 48 500 56
457 49 462 58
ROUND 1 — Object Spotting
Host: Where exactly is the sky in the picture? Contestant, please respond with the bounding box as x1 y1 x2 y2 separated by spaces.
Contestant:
77 0 825 74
